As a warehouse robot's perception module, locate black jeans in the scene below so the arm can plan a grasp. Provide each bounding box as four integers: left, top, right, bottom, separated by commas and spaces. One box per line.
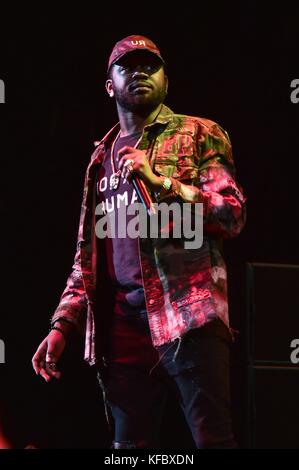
98, 318, 237, 449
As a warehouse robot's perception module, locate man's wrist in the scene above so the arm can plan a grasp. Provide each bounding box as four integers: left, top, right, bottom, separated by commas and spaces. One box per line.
148, 175, 164, 191
150, 175, 172, 193
50, 318, 74, 338
49, 325, 67, 341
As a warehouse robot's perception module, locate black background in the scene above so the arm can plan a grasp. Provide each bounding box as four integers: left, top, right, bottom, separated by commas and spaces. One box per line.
0, 2, 298, 449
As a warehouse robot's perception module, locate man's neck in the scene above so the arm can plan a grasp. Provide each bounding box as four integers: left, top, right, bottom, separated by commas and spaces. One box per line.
116, 103, 163, 137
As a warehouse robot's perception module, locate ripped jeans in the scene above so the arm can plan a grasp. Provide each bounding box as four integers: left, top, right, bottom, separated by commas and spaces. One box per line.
97, 317, 237, 449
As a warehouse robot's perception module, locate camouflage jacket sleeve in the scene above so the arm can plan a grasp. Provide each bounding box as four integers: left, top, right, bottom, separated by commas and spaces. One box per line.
170, 123, 246, 238
50, 199, 88, 333
50, 241, 87, 333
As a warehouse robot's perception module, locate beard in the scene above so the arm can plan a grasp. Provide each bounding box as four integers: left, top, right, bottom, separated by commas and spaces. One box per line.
114, 84, 168, 116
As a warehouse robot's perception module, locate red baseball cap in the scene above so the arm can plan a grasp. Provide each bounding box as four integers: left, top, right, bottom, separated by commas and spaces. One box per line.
107, 35, 164, 74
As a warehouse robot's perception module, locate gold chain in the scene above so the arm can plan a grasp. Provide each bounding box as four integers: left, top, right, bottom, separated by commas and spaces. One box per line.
109, 130, 144, 190
110, 130, 121, 175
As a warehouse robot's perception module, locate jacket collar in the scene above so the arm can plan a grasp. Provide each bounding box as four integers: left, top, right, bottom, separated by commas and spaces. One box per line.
93, 103, 173, 151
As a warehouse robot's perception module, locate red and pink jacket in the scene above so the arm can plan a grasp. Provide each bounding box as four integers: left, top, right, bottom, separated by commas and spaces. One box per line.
51, 104, 246, 365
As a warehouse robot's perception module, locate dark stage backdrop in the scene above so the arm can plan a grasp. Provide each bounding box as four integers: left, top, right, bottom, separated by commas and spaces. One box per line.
0, 2, 298, 449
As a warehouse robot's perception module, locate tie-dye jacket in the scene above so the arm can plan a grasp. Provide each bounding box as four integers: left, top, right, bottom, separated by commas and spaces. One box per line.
50, 104, 246, 365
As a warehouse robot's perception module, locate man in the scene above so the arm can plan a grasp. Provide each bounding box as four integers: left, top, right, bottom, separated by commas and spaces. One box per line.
32, 35, 246, 449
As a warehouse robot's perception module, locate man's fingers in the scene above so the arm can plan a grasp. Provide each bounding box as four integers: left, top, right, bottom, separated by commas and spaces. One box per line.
32, 355, 40, 374
45, 351, 58, 363
32, 360, 40, 375
32, 332, 65, 382
32, 340, 48, 374
38, 366, 51, 383
117, 146, 136, 169
37, 361, 61, 382
45, 349, 62, 379
44, 363, 62, 380
117, 146, 135, 158
118, 156, 131, 171
119, 158, 136, 179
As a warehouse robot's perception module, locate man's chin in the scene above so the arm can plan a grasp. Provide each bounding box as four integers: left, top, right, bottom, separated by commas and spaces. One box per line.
122, 99, 162, 114
116, 90, 166, 115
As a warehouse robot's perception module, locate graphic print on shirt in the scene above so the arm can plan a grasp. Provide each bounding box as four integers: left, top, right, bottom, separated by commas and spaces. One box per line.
96, 132, 147, 313
97, 169, 139, 214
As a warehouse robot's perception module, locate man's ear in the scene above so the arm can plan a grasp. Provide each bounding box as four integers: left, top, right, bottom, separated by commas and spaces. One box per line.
105, 79, 114, 98
164, 75, 169, 95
